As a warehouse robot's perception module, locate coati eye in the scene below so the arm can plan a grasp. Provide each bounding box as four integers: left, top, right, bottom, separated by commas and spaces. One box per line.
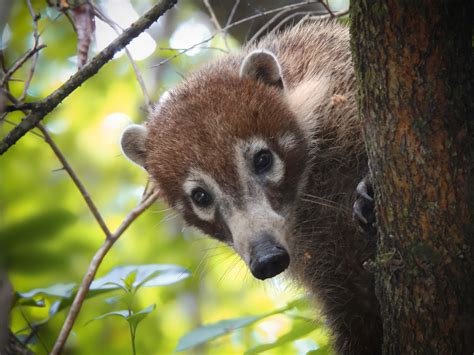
191, 187, 213, 207
253, 149, 273, 174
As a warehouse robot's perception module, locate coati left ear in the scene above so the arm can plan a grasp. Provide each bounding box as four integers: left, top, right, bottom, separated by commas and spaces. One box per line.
239, 50, 284, 89
120, 124, 148, 168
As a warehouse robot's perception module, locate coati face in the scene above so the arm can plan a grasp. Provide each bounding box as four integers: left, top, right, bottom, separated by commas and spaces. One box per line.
121, 50, 309, 280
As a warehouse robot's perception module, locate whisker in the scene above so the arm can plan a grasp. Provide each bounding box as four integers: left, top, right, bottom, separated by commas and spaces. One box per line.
300, 197, 351, 214
217, 255, 241, 285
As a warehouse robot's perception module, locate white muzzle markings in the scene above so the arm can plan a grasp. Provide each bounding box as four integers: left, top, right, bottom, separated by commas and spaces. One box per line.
182, 137, 290, 264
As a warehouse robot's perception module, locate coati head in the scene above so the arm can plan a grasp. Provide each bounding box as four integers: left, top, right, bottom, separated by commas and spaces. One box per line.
121, 50, 310, 280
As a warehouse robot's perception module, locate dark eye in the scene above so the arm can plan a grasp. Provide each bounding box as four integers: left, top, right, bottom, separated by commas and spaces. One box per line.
191, 187, 213, 207
253, 149, 273, 174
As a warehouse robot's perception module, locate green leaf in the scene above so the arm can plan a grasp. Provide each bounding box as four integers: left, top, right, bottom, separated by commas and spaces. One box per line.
175, 298, 309, 352
45, 6, 62, 20
176, 315, 262, 352
90, 264, 191, 290
244, 318, 318, 354
16, 264, 190, 307
306, 344, 333, 354
87, 304, 156, 328
16, 283, 76, 299
122, 270, 138, 292
0, 209, 76, 251
86, 310, 130, 325
127, 304, 156, 329
16, 297, 45, 308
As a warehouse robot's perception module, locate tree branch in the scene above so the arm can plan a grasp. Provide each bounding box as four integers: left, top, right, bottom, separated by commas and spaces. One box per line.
37, 124, 112, 238
51, 190, 160, 355
0, 0, 177, 155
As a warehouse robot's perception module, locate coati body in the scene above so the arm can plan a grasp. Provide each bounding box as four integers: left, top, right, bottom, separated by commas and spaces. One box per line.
121, 20, 382, 354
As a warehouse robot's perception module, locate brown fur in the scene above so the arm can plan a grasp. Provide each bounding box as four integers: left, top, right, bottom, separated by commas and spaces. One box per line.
141, 20, 381, 353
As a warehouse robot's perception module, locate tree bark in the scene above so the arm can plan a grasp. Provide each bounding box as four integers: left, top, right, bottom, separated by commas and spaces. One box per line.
350, 1, 474, 353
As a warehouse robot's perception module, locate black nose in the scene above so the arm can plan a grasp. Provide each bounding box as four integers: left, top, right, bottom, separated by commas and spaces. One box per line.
250, 243, 290, 280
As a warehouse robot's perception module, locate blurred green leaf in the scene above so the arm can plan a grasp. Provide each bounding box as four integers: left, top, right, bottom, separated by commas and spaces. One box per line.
306, 344, 333, 354
176, 298, 307, 352
244, 317, 318, 354
15, 264, 190, 315
0, 209, 76, 251
16, 297, 45, 307
45, 6, 62, 20
5, 248, 70, 274
176, 315, 262, 352
17, 283, 75, 299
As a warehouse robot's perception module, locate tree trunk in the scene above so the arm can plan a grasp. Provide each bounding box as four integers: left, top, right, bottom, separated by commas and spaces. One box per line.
350, 1, 474, 353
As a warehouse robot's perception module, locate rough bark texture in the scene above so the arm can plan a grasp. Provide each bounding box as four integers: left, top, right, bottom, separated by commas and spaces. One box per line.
350, 1, 474, 353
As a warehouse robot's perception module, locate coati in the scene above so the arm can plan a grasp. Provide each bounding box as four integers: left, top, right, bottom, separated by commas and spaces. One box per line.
121, 19, 382, 354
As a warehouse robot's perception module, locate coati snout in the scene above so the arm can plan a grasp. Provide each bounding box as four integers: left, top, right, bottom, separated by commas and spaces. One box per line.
249, 234, 290, 280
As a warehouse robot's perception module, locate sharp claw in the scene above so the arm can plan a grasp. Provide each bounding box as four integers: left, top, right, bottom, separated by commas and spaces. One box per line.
356, 180, 374, 202
360, 191, 374, 202
353, 201, 368, 224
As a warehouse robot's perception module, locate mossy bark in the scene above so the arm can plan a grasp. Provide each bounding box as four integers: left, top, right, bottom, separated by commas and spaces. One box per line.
350, 1, 474, 353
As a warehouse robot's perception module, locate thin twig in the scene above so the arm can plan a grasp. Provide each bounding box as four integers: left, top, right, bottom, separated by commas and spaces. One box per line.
18, 306, 49, 353
270, 11, 323, 34
51, 190, 159, 355
4, 102, 39, 112
2, 118, 44, 139
249, 8, 294, 43
225, 0, 241, 28
19, 0, 42, 101
0, 0, 178, 155
158, 46, 227, 53
0, 45, 46, 88
92, 4, 153, 110
154, 1, 320, 67
37, 124, 112, 238
203, 0, 229, 51
318, 0, 335, 17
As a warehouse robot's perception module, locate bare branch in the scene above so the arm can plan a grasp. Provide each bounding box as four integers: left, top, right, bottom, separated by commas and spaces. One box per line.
51, 190, 159, 355
37, 124, 112, 238
225, 0, 241, 28
2, 118, 44, 139
4, 102, 39, 112
0, 0, 178, 155
0, 44, 46, 88
203, 0, 230, 51
159, 46, 227, 53
154, 1, 349, 67
249, 8, 296, 43
19, 0, 42, 102
270, 11, 322, 34
319, 0, 336, 17
92, 4, 153, 110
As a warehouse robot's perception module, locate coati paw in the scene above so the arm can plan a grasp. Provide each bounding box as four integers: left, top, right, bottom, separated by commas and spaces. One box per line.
353, 175, 377, 237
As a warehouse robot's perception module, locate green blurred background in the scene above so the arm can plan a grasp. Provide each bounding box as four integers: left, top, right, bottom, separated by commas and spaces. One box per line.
0, 1, 348, 353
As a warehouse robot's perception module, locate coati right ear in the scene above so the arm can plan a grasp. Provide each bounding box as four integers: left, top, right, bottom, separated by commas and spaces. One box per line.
239, 50, 284, 89
120, 124, 148, 168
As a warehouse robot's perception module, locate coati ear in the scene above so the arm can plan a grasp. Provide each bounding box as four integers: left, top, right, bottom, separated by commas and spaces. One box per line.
120, 124, 148, 167
239, 50, 284, 89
